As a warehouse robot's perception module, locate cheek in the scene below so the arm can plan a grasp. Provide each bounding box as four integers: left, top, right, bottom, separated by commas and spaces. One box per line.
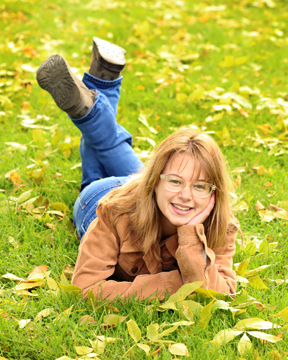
155, 184, 175, 207
154, 184, 164, 208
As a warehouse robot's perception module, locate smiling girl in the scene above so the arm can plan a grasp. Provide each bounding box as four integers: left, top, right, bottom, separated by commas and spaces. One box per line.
37, 37, 239, 301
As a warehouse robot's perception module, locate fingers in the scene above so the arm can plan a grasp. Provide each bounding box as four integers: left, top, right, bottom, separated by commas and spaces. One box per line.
185, 192, 216, 225
206, 192, 215, 213
209, 192, 215, 206
198, 193, 215, 221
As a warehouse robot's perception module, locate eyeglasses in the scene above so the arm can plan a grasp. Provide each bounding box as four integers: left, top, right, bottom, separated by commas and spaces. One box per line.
159, 174, 216, 198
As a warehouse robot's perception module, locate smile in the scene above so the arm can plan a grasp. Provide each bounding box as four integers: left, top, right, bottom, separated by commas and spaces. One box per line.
172, 204, 192, 211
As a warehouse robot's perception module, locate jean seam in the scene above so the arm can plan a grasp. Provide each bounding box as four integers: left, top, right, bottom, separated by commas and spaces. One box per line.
79, 181, 123, 209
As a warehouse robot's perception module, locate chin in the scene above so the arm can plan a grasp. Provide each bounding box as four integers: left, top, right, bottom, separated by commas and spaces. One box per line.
170, 218, 188, 227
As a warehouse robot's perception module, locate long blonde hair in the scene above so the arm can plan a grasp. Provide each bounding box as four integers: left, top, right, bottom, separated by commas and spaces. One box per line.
98, 128, 238, 261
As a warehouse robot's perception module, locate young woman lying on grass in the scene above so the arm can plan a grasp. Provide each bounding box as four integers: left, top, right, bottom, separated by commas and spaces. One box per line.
36, 38, 239, 301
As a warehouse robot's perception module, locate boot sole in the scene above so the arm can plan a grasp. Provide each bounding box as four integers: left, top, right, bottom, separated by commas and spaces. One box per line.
93, 37, 126, 69
36, 55, 81, 111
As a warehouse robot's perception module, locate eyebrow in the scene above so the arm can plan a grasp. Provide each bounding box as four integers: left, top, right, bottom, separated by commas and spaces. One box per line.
167, 173, 207, 182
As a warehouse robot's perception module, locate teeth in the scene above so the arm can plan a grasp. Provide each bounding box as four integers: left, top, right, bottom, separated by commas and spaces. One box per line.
173, 204, 191, 211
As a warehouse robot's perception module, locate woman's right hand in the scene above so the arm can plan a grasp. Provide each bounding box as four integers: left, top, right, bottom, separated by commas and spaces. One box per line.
186, 193, 215, 225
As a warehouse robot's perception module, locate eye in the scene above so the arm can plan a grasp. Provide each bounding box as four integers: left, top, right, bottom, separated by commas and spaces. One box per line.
167, 175, 183, 188
193, 183, 206, 190
170, 179, 181, 185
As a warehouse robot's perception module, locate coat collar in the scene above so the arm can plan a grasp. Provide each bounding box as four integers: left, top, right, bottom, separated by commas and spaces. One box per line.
161, 234, 178, 257
119, 224, 178, 275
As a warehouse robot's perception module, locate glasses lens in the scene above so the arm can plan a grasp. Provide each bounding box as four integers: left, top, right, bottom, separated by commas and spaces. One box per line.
164, 175, 185, 192
191, 183, 211, 198
162, 175, 214, 197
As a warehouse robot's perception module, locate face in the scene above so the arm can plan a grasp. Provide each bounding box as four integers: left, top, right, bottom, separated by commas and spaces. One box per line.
155, 153, 211, 238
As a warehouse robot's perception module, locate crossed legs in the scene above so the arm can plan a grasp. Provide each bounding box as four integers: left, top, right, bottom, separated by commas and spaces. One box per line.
36, 38, 144, 238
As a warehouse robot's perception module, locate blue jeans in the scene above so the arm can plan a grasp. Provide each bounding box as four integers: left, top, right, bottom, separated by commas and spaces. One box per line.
72, 72, 143, 239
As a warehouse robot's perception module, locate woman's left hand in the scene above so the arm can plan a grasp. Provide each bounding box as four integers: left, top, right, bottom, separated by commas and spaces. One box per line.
186, 193, 215, 225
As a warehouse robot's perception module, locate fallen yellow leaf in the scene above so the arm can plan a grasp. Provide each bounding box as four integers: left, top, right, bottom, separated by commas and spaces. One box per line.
255, 201, 265, 211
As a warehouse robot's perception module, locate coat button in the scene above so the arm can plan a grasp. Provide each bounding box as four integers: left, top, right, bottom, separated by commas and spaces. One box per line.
198, 228, 203, 236
131, 267, 138, 274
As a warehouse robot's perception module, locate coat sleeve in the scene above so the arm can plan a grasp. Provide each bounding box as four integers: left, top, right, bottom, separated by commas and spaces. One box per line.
71, 208, 183, 301
175, 224, 237, 294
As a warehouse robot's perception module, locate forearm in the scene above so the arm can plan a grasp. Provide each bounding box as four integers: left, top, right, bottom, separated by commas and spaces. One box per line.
76, 270, 183, 302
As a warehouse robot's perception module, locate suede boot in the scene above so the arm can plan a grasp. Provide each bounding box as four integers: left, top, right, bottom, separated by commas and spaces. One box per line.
37, 55, 96, 119
89, 37, 126, 80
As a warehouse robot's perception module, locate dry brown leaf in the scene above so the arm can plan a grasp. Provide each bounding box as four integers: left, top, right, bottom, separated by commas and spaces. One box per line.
0, 312, 10, 321
268, 204, 284, 212
104, 305, 120, 313
233, 175, 241, 187
63, 265, 74, 280
239, 109, 249, 118
10, 171, 22, 185
46, 223, 57, 231
27, 265, 48, 280
255, 303, 266, 311
79, 315, 96, 325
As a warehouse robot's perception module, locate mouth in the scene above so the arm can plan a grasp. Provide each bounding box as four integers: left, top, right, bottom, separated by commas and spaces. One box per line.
171, 203, 193, 214
173, 204, 191, 211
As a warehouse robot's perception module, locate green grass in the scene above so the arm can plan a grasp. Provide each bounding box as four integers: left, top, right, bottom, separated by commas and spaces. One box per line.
1, 0, 288, 359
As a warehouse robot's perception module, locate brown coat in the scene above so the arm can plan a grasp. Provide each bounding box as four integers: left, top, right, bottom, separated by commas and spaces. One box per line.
72, 207, 237, 301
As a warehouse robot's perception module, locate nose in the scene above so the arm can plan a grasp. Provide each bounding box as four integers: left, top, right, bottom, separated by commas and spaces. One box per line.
178, 184, 193, 200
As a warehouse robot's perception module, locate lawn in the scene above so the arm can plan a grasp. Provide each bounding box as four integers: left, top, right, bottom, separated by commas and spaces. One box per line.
1, 0, 288, 359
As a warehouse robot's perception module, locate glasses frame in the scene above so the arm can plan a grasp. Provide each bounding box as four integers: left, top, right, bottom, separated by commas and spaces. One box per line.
159, 174, 216, 199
